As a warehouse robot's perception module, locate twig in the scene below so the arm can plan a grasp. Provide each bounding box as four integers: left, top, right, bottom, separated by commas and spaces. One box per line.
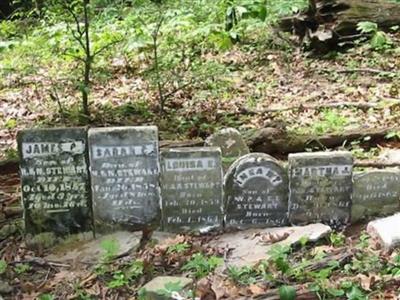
354, 161, 400, 168
9, 257, 70, 268
322, 68, 397, 75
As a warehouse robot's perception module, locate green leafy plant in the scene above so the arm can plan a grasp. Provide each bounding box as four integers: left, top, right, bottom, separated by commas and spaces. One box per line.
182, 253, 223, 279
100, 238, 120, 261
0, 259, 7, 274
312, 109, 349, 135
227, 265, 257, 285
38, 294, 55, 300
329, 232, 345, 247
267, 244, 291, 274
279, 285, 296, 300
14, 263, 31, 274
107, 271, 129, 289
357, 21, 392, 50
167, 243, 190, 254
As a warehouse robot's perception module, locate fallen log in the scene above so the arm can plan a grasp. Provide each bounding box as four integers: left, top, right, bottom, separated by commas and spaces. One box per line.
245, 126, 400, 155
280, 0, 400, 53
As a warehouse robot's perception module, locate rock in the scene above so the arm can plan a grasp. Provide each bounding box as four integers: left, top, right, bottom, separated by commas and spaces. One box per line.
0, 280, 12, 294
378, 149, 400, 164
209, 223, 331, 267
205, 128, 249, 171
352, 170, 400, 223
46, 231, 173, 264
367, 214, 400, 249
139, 276, 193, 300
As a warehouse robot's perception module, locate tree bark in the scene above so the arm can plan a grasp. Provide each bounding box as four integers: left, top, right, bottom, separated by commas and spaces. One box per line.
280, 0, 400, 53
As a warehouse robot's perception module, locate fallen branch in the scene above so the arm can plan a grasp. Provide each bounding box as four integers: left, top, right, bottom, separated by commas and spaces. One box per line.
354, 161, 400, 168
322, 68, 397, 76
240, 99, 400, 115
9, 257, 70, 268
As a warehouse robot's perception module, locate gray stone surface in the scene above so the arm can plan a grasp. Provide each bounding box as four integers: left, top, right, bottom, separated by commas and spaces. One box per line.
288, 151, 353, 228
46, 231, 173, 264
88, 126, 160, 231
367, 213, 400, 249
160, 147, 223, 232
140, 276, 193, 300
17, 128, 91, 236
209, 223, 331, 267
205, 128, 250, 171
352, 170, 400, 222
224, 153, 288, 229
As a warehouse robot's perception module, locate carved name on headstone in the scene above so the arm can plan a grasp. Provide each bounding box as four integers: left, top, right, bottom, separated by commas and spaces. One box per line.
205, 128, 250, 171
288, 151, 353, 228
224, 153, 288, 229
18, 128, 91, 235
88, 126, 160, 231
160, 147, 223, 232
352, 170, 400, 222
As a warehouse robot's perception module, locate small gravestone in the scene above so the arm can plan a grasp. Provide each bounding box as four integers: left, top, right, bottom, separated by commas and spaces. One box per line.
352, 170, 400, 222
288, 151, 353, 228
224, 153, 288, 229
17, 128, 91, 236
88, 126, 160, 231
160, 147, 223, 232
205, 128, 250, 171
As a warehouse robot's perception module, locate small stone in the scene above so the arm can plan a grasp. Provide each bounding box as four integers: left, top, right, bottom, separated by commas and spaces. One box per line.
0, 280, 12, 294
139, 276, 193, 300
205, 128, 249, 171
210, 223, 331, 267
367, 214, 400, 249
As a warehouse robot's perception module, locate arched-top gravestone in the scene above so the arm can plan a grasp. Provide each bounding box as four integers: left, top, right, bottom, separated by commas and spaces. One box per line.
352, 170, 400, 223
224, 153, 288, 229
205, 128, 250, 171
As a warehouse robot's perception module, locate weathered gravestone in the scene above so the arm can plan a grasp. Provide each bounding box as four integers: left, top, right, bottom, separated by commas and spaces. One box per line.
224, 153, 288, 229
18, 128, 91, 235
288, 151, 353, 228
352, 170, 400, 222
205, 128, 250, 171
160, 147, 223, 232
88, 126, 160, 231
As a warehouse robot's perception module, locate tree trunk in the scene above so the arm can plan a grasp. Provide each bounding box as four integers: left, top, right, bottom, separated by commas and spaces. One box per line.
280, 0, 400, 53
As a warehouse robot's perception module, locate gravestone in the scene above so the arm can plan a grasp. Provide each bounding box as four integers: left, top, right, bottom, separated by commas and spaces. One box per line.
160, 147, 223, 232
17, 128, 91, 236
224, 153, 288, 229
288, 151, 353, 228
352, 170, 400, 222
88, 126, 160, 231
205, 128, 250, 171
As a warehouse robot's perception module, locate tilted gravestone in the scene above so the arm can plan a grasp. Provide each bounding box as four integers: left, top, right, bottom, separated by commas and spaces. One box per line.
88, 126, 160, 231
352, 170, 400, 222
205, 128, 250, 171
18, 128, 91, 235
224, 153, 288, 229
288, 151, 353, 228
160, 147, 223, 232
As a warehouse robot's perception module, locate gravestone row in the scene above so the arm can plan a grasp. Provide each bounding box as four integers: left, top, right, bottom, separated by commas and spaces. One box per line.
18, 127, 400, 237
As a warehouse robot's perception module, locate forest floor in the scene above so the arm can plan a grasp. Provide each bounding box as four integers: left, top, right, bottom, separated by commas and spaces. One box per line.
1, 32, 400, 162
